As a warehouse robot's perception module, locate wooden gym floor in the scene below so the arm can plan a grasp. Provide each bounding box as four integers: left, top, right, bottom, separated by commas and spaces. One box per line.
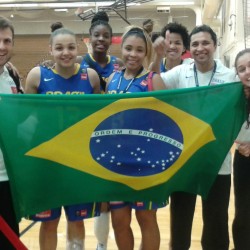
19, 184, 235, 250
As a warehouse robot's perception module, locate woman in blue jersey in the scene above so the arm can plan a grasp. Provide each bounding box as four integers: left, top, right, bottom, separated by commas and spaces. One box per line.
106, 26, 165, 250
79, 11, 124, 91
79, 11, 124, 250
25, 27, 100, 250
150, 22, 191, 73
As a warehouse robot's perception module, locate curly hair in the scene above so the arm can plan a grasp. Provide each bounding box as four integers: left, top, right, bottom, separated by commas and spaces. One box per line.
89, 11, 112, 37
160, 22, 189, 50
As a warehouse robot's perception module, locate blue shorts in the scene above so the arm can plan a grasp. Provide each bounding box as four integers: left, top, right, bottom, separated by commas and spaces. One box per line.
30, 202, 101, 222
109, 201, 167, 210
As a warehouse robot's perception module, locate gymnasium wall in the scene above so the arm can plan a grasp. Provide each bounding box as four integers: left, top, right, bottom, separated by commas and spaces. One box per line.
7, 8, 196, 85
11, 34, 123, 85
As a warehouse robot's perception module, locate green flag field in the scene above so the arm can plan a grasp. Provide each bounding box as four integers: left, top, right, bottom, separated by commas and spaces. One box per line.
0, 82, 245, 221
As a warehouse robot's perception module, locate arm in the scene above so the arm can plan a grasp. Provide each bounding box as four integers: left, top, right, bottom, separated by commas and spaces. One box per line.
24, 67, 41, 94
159, 64, 184, 89
151, 73, 167, 91
87, 68, 101, 94
105, 72, 115, 93
235, 140, 250, 157
150, 31, 170, 74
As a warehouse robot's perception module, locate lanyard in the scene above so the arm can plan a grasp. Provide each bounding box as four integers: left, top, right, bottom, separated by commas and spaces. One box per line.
193, 61, 217, 87
116, 67, 144, 93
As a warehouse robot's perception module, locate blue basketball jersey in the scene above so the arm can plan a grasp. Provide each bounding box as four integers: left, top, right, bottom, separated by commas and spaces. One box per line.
81, 53, 120, 83
38, 64, 93, 94
160, 58, 167, 73
107, 70, 154, 94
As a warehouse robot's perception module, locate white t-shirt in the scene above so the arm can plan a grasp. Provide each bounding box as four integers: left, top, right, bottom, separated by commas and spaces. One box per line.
160, 59, 237, 88
160, 59, 238, 175
0, 66, 17, 182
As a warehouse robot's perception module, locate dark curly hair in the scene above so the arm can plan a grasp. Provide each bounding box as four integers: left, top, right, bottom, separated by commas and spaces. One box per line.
160, 22, 189, 51
89, 11, 112, 37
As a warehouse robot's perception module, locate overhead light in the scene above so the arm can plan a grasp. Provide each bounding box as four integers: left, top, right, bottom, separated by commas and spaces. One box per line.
157, 6, 170, 13
1, 3, 39, 8
0, 2, 115, 9
157, 1, 194, 5
0, 3, 87, 8
127, 3, 141, 6
0, 0, 17, 2
54, 9, 68, 12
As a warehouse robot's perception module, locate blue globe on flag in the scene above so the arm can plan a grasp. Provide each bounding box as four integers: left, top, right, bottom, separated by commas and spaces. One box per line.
90, 109, 183, 176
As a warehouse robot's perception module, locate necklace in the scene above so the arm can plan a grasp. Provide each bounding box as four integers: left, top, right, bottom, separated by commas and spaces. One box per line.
193, 61, 217, 87
116, 66, 144, 93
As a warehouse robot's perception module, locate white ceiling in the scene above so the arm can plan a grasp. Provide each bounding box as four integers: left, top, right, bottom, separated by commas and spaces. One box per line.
0, 0, 201, 23
0, 0, 220, 35
0, 0, 202, 12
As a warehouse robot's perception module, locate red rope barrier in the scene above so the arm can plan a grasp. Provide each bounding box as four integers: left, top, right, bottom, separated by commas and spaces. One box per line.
0, 216, 28, 250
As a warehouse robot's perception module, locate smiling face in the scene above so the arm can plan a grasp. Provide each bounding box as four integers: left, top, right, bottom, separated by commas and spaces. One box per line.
190, 31, 216, 67
90, 24, 112, 54
50, 33, 77, 68
0, 27, 13, 69
121, 35, 147, 73
236, 52, 250, 87
166, 32, 185, 61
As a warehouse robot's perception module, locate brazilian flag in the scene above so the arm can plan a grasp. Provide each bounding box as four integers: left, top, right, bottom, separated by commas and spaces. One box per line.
0, 82, 245, 221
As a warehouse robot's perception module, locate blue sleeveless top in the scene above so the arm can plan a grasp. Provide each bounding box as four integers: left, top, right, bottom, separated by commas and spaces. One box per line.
38, 64, 93, 94
107, 70, 154, 94
160, 58, 167, 73
81, 53, 120, 83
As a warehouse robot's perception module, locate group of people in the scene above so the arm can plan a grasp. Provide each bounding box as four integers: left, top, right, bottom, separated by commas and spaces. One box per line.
0, 9, 250, 250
